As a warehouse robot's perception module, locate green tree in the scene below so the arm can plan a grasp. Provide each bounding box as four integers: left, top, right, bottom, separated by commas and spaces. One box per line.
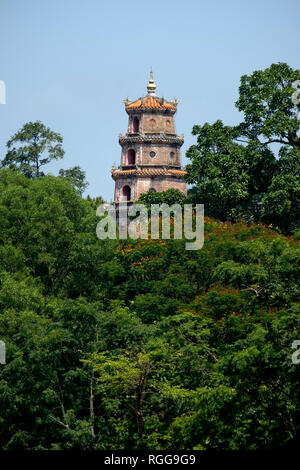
59, 166, 89, 196
236, 63, 300, 147
0, 169, 104, 297
0, 167, 299, 450
186, 121, 276, 221
186, 63, 300, 232
137, 188, 186, 209
1, 121, 64, 178
85, 194, 105, 210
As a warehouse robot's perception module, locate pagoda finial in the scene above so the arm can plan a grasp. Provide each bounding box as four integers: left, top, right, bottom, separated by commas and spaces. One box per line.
147, 69, 156, 96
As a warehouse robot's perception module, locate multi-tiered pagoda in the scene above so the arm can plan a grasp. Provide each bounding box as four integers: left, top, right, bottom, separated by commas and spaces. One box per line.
111, 73, 187, 204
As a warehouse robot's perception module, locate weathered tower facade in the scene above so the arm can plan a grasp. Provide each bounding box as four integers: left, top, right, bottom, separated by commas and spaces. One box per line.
111, 73, 187, 203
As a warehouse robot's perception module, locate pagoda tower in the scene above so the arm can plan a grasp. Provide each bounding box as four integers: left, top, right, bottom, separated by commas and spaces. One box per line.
111, 73, 187, 204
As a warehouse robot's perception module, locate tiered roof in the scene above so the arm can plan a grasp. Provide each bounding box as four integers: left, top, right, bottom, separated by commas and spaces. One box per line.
124, 72, 178, 113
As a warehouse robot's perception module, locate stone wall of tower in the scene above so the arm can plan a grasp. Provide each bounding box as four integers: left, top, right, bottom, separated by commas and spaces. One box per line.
140, 143, 181, 167
135, 177, 187, 199
140, 113, 176, 135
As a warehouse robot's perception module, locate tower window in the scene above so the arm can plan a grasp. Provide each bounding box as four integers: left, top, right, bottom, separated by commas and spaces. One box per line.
150, 151, 156, 158
149, 119, 156, 128
170, 151, 175, 158
122, 185, 131, 201
127, 149, 136, 165
132, 117, 139, 133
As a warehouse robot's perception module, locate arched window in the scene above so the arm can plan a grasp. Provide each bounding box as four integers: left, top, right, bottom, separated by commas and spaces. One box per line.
149, 188, 156, 192
132, 117, 139, 133
127, 149, 136, 165
122, 185, 131, 201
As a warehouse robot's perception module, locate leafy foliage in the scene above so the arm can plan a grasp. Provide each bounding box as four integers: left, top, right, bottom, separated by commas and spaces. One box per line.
137, 189, 187, 209
186, 63, 300, 233
1, 121, 64, 178
59, 166, 89, 196
0, 169, 299, 450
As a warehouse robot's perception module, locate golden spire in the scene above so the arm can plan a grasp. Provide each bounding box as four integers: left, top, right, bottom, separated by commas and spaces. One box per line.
147, 70, 156, 96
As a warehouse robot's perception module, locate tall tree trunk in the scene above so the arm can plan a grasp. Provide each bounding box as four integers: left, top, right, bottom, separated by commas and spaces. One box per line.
90, 369, 95, 438
135, 390, 144, 439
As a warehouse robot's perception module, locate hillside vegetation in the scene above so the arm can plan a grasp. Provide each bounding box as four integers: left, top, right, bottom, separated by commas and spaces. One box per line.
0, 170, 299, 450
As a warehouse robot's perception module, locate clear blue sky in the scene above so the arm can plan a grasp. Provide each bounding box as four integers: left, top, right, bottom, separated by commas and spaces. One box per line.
0, 0, 299, 201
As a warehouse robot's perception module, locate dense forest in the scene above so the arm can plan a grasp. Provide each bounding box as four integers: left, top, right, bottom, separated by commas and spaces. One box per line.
0, 63, 299, 450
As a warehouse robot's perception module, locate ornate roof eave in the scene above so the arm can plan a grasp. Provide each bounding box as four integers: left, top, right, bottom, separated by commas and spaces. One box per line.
118, 133, 184, 146
125, 106, 177, 115
111, 167, 187, 180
